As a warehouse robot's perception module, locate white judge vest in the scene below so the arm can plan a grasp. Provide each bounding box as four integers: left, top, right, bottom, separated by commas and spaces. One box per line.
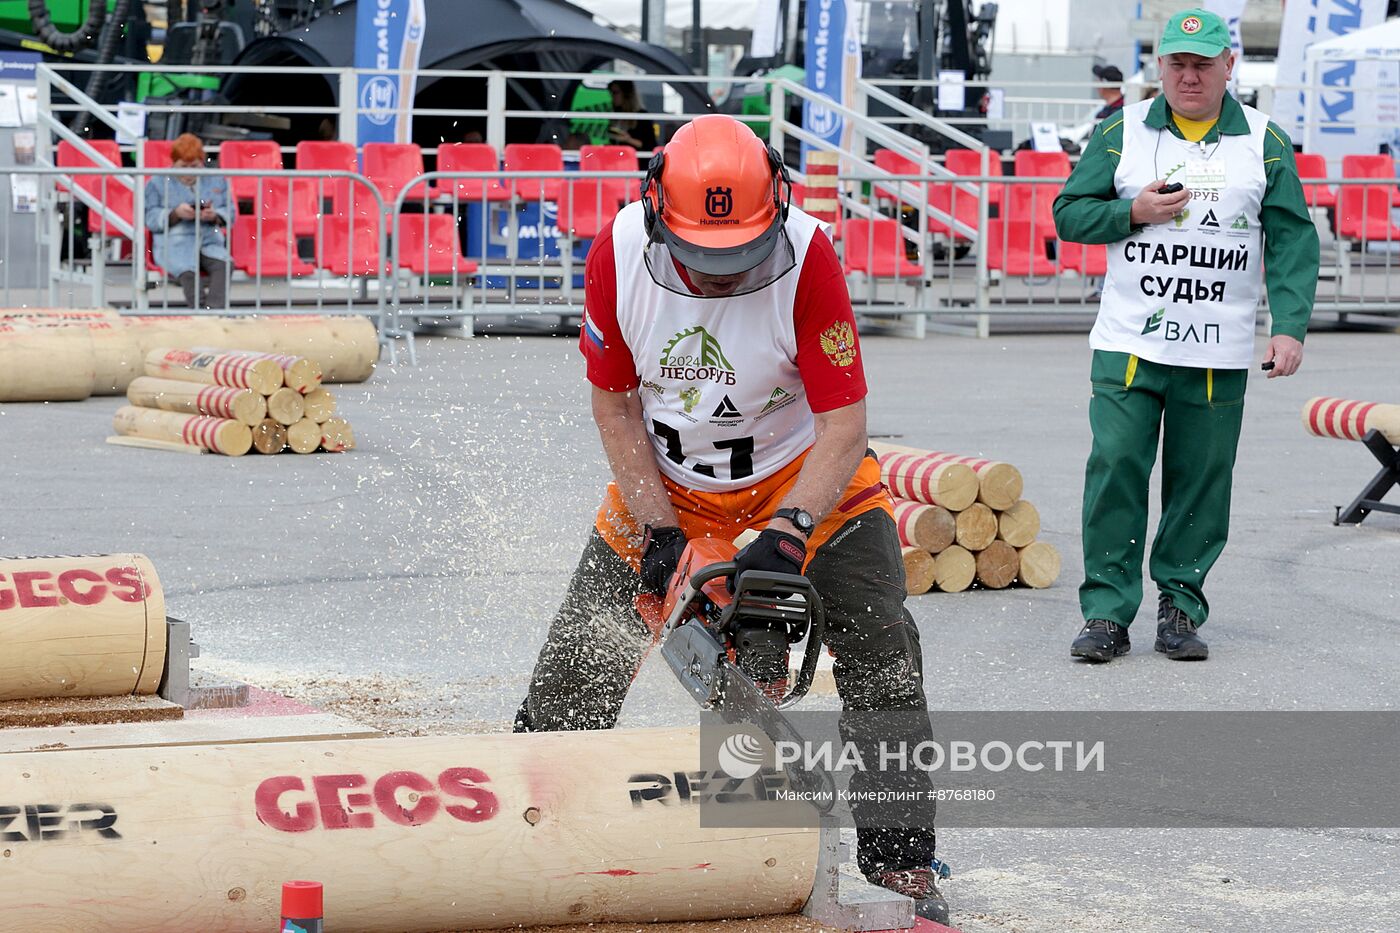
608, 201, 828, 492
1092, 98, 1268, 369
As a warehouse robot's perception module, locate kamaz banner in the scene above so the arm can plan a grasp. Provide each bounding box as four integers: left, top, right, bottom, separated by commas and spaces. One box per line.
354, 0, 427, 145
1273, 0, 1386, 138
802, 0, 862, 156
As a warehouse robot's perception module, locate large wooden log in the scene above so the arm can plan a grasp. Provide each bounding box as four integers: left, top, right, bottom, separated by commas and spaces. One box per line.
287, 417, 323, 454
0, 729, 819, 933
933, 544, 976, 593
266, 387, 307, 426
113, 405, 253, 457
0, 308, 118, 320
0, 554, 165, 701
251, 418, 288, 455
891, 499, 955, 554
974, 540, 1020, 590
996, 500, 1042, 548
1016, 542, 1062, 589
901, 546, 937, 595
218, 315, 378, 383
123, 316, 229, 356
127, 377, 267, 427
1, 318, 141, 394
1302, 396, 1400, 445
303, 387, 337, 423
320, 416, 355, 452
953, 502, 998, 552
875, 449, 978, 512
0, 326, 95, 401
145, 347, 284, 395
198, 349, 323, 395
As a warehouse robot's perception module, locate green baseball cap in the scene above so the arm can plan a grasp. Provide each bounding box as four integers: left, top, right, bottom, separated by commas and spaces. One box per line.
1158, 8, 1231, 57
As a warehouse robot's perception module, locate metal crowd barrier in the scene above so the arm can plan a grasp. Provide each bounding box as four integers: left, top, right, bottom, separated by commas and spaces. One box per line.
12, 160, 1398, 345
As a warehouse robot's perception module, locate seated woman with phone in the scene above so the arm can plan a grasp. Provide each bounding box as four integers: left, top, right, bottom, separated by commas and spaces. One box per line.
143, 132, 233, 309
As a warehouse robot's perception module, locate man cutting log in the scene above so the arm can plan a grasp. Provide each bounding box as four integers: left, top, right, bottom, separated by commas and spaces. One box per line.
512, 115, 946, 921
1054, 8, 1319, 662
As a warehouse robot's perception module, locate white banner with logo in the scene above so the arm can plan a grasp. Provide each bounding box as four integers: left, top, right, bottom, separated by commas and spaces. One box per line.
353, 0, 427, 145
1274, 0, 1386, 138
1203, 0, 1246, 92
802, 0, 862, 158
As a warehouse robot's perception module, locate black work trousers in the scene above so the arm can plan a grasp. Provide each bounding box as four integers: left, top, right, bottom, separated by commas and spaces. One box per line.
514, 507, 937, 876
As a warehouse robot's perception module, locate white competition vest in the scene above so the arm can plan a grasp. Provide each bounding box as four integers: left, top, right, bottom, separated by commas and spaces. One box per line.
608, 201, 826, 492
1092, 99, 1268, 369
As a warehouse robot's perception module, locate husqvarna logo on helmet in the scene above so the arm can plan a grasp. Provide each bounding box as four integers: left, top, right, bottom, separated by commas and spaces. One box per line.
705, 186, 733, 218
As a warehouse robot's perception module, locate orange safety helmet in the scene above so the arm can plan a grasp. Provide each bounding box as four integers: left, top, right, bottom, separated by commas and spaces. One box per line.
642, 114, 791, 276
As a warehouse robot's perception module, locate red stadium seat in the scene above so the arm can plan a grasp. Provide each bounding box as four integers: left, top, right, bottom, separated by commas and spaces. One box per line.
219, 140, 285, 203
503, 143, 564, 202
873, 148, 924, 205
1010, 150, 1070, 241
945, 148, 1004, 206
1337, 154, 1400, 242
143, 139, 174, 168
1058, 240, 1108, 276
843, 217, 923, 278
1294, 153, 1336, 209
431, 142, 510, 202
986, 219, 1057, 276
230, 215, 315, 276
316, 211, 388, 276
395, 213, 478, 275
579, 144, 641, 202
558, 178, 625, 239
295, 140, 362, 220
57, 139, 132, 237
362, 142, 430, 206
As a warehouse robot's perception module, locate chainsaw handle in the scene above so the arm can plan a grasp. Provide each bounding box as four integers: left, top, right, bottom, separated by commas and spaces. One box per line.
778, 588, 825, 709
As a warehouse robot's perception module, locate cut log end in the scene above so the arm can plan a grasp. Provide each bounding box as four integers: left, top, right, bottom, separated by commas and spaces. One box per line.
302, 387, 337, 423
1017, 541, 1062, 589
266, 387, 306, 426
954, 502, 998, 552
251, 418, 288, 455
901, 546, 937, 595
933, 544, 976, 593
320, 417, 355, 452
975, 540, 1020, 589
997, 499, 1042, 548
286, 418, 322, 454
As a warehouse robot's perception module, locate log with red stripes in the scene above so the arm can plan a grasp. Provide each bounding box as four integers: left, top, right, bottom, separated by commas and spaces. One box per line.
126, 377, 267, 427
871, 441, 1022, 510
891, 498, 956, 553
144, 347, 283, 395
112, 405, 252, 456
1302, 396, 1400, 446
197, 348, 323, 394
877, 451, 979, 511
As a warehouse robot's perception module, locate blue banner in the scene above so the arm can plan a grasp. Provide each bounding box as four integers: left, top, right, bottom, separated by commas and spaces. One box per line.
354, 0, 427, 146
802, 0, 861, 158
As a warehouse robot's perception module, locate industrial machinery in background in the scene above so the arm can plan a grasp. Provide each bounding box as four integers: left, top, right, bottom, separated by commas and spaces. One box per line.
722, 0, 1002, 154
3, 0, 332, 138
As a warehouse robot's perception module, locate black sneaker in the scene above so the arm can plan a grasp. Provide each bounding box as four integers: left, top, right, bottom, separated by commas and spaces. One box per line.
866, 867, 950, 924
1071, 619, 1130, 662
1156, 596, 1208, 660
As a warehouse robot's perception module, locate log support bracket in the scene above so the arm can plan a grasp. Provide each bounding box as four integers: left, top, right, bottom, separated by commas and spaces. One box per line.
801, 820, 914, 930
1334, 429, 1400, 525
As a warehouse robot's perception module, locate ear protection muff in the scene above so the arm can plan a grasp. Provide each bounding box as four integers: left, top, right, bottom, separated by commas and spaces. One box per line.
641, 143, 791, 245
642, 149, 666, 243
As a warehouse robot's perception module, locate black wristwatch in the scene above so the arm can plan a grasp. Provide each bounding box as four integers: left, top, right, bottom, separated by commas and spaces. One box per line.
773, 507, 815, 537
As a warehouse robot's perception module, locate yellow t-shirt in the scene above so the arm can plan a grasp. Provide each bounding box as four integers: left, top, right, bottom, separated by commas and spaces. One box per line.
1172, 112, 1218, 142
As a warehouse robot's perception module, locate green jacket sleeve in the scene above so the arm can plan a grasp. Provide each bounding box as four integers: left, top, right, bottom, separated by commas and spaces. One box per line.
1052, 116, 1136, 244
1259, 122, 1319, 342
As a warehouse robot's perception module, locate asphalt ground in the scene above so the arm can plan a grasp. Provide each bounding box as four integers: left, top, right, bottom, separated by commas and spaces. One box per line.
3, 327, 1398, 932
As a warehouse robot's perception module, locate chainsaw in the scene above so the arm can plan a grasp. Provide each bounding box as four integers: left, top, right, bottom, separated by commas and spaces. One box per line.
651, 536, 834, 808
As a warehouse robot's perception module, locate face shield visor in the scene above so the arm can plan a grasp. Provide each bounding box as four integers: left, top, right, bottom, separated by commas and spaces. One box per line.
642, 214, 798, 299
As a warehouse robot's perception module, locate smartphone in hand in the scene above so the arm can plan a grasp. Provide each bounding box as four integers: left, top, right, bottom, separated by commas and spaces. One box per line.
1158, 182, 1184, 195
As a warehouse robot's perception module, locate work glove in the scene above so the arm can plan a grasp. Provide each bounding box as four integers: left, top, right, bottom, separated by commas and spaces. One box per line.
729, 528, 806, 592
639, 524, 687, 596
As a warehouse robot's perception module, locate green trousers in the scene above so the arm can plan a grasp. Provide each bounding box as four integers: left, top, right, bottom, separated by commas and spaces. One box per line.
1080, 350, 1247, 628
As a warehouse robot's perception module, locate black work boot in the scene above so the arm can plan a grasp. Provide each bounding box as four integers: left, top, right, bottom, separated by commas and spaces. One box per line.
1070, 619, 1130, 662
1156, 596, 1209, 660
866, 867, 950, 924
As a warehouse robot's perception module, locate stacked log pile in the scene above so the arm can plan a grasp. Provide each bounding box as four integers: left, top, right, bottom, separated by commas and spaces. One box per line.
874, 442, 1062, 594
111, 348, 355, 456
